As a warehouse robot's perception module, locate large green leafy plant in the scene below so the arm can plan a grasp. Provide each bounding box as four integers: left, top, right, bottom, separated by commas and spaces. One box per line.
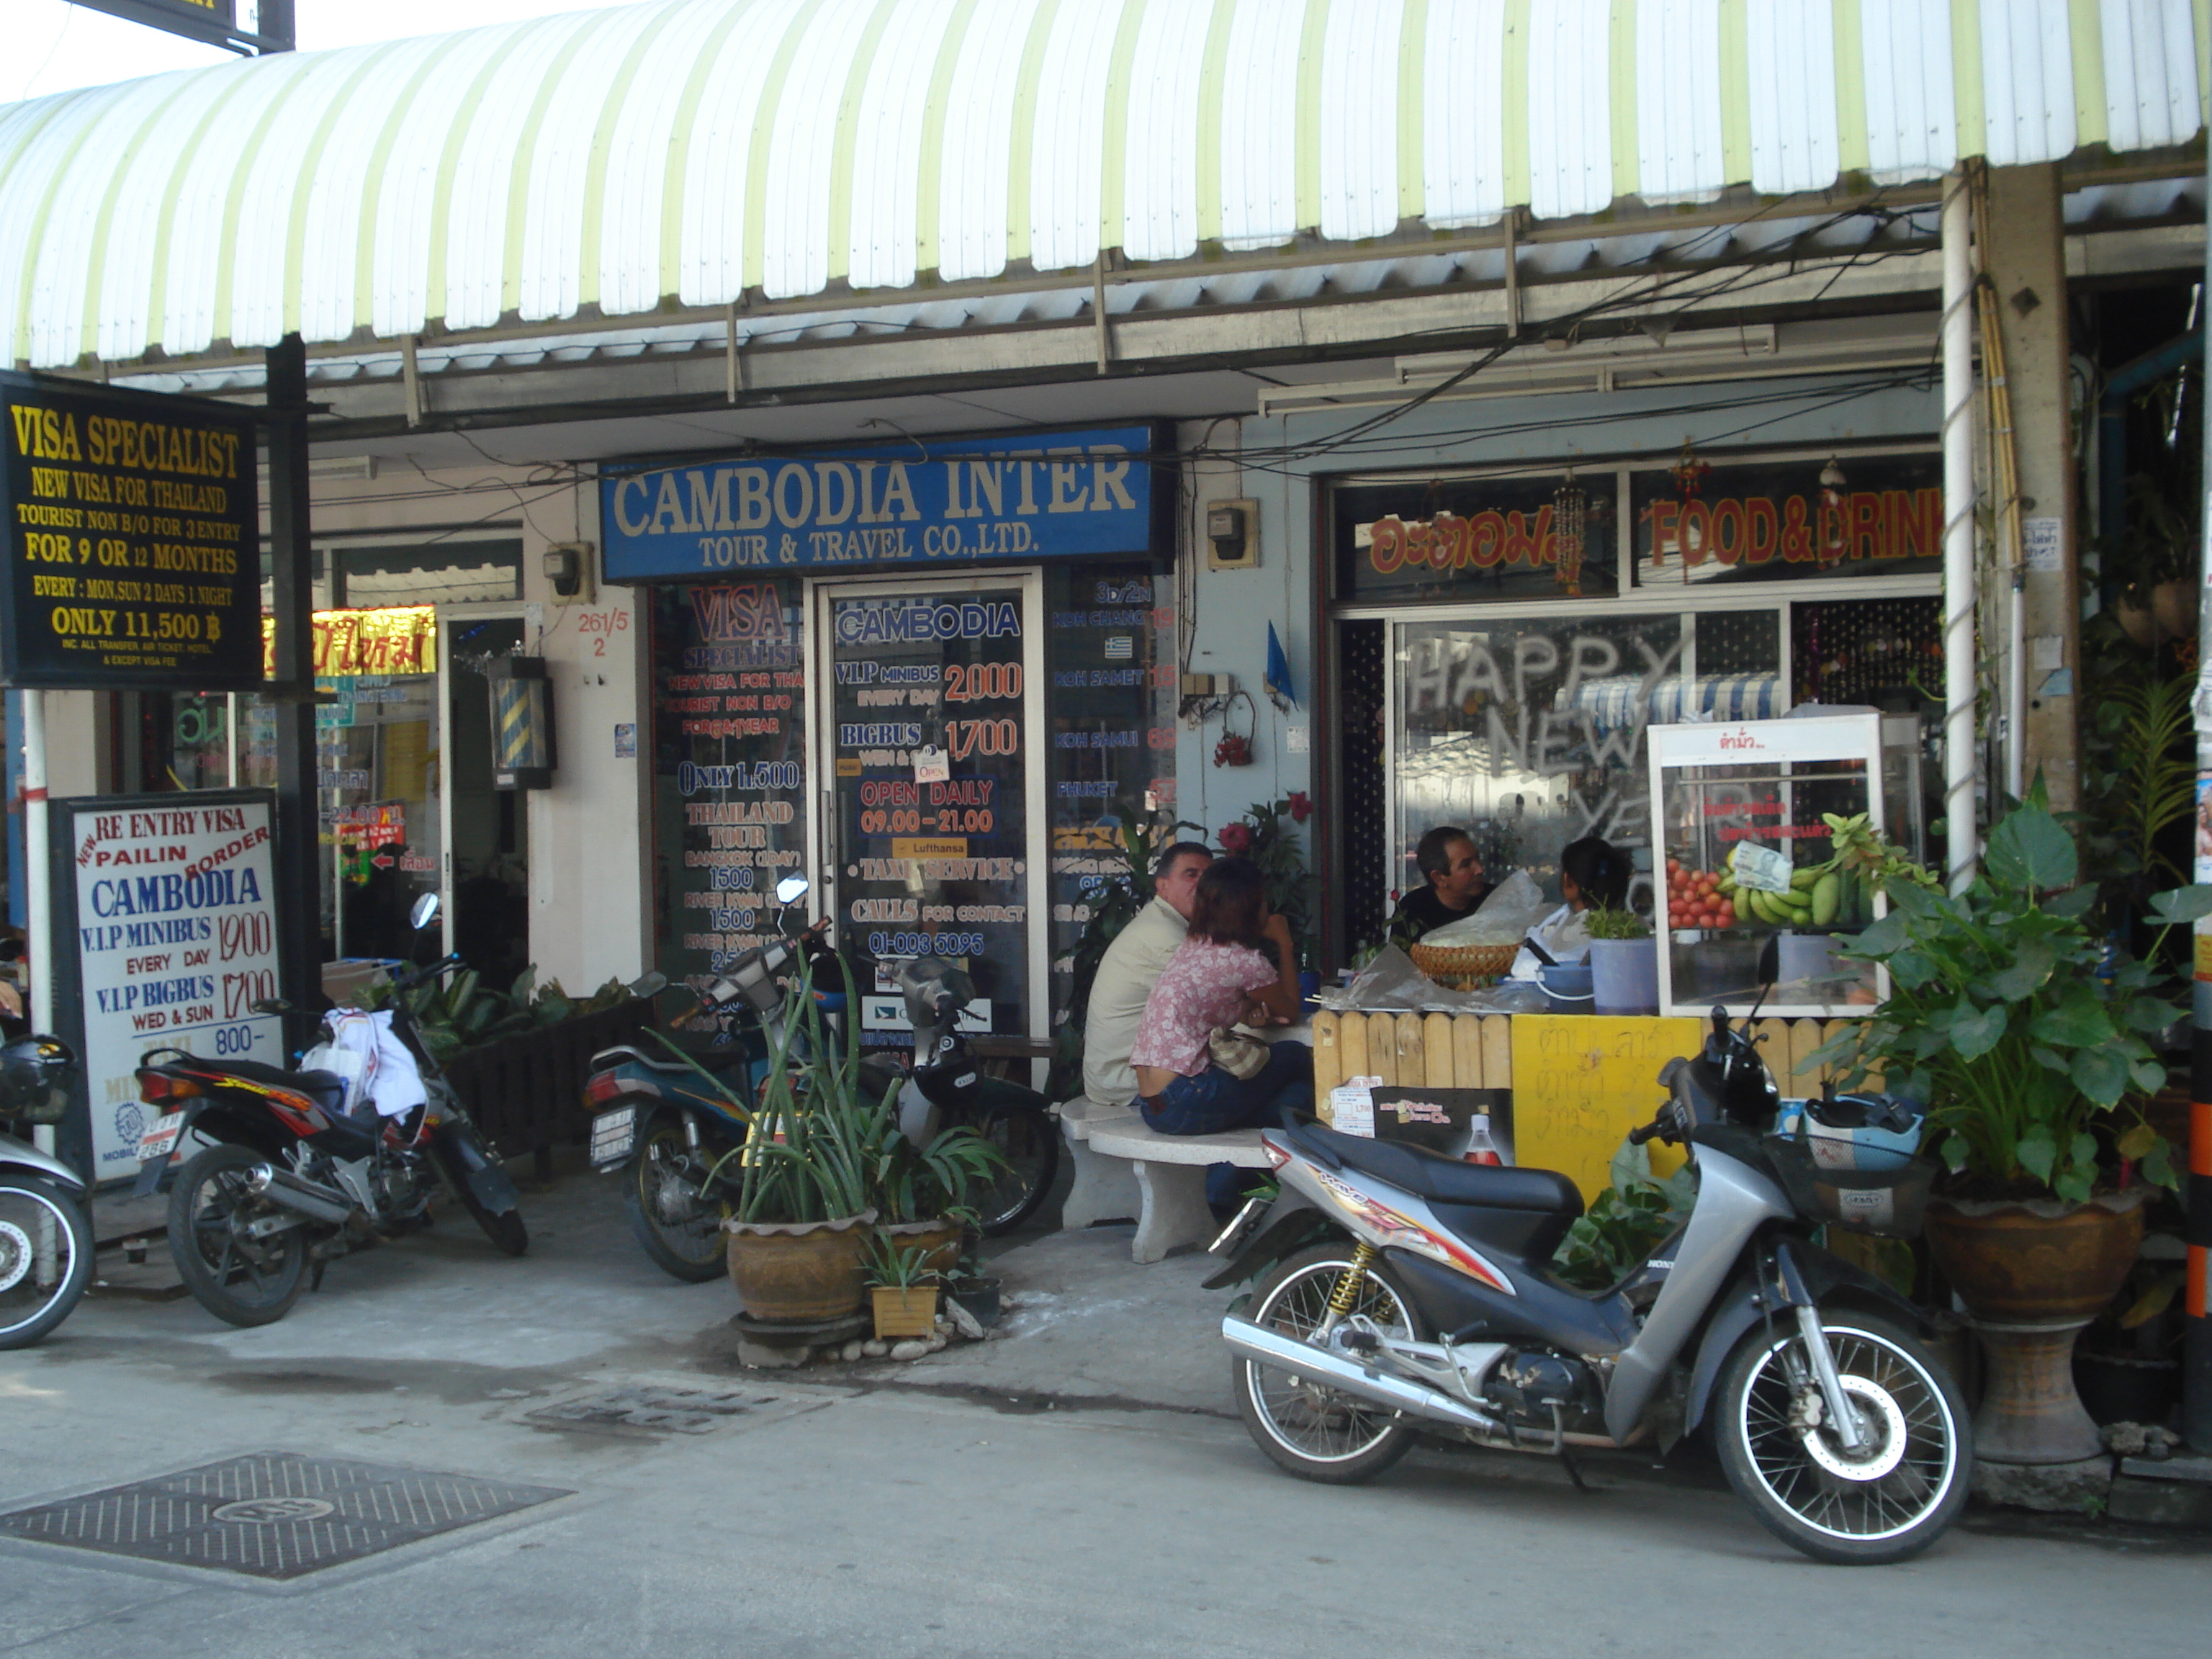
1808, 793, 2200, 1204
1219, 794, 1316, 969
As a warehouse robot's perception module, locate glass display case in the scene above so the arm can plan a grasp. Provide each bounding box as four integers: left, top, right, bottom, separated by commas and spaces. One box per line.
1645, 712, 1891, 1019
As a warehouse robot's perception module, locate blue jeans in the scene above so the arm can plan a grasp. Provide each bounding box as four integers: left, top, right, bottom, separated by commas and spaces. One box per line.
1141, 1043, 1313, 1208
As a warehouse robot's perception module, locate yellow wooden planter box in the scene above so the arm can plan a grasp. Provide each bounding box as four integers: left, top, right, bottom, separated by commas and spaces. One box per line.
871, 1286, 939, 1340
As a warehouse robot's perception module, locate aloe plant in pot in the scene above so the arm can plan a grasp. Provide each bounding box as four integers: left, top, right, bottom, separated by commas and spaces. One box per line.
1807, 791, 2198, 1464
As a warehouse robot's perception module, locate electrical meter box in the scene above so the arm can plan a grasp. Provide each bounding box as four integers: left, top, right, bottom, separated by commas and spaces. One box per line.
1646, 712, 1892, 1020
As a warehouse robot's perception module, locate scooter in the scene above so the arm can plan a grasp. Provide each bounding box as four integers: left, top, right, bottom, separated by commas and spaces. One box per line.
1210, 989, 1971, 1565
0, 1032, 91, 1349
130, 894, 528, 1328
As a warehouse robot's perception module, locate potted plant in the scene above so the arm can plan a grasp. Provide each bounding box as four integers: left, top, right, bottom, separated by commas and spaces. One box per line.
1584, 904, 1657, 1015
863, 1239, 942, 1341
708, 958, 899, 1325
1219, 793, 1317, 980
1807, 791, 2195, 1464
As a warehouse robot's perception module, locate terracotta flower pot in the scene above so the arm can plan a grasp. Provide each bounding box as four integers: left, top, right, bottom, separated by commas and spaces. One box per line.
1924, 1190, 2149, 1465
1923, 1190, 2147, 1324
2152, 577, 2197, 640
722, 1211, 875, 1323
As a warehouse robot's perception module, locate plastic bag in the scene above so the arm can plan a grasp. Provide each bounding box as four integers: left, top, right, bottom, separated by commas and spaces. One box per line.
1420, 869, 1550, 947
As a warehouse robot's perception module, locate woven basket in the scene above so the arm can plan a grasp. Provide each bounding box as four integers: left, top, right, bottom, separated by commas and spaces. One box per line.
1409, 940, 1519, 989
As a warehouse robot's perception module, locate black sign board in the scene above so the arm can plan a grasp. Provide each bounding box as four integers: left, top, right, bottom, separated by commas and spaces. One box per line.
0, 374, 263, 692
75, 1, 243, 50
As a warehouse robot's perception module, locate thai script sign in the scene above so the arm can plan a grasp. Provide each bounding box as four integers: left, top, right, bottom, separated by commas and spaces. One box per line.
259, 606, 438, 678
0, 375, 261, 691
602, 426, 1164, 580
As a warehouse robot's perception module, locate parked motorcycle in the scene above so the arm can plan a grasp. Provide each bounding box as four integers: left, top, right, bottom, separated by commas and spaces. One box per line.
130, 895, 528, 1328
1210, 993, 1971, 1565
0, 1033, 91, 1349
589, 876, 1058, 1280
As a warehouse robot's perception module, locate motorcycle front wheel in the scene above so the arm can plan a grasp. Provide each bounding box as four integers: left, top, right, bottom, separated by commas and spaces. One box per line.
0, 1177, 94, 1349
1715, 1310, 1972, 1565
433, 1116, 529, 1257
168, 1144, 309, 1328
1233, 1243, 1426, 1485
624, 1112, 728, 1282
942, 1095, 1059, 1236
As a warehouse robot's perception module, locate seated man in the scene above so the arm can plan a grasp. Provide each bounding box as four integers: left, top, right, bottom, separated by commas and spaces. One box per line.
1082, 841, 1212, 1110
1386, 826, 1495, 950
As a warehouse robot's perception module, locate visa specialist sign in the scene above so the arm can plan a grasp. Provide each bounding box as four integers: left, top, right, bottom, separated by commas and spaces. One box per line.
601, 426, 1169, 580
0, 375, 261, 691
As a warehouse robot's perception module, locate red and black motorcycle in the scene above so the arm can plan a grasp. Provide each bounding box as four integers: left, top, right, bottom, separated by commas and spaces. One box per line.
131, 896, 526, 1328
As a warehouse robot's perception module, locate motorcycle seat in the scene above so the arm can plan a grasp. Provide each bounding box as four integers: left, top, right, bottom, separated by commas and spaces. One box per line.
213, 1058, 351, 1113
1292, 1122, 1584, 1215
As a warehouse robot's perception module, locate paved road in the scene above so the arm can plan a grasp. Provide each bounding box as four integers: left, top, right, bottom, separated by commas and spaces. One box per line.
1, 1169, 2203, 1658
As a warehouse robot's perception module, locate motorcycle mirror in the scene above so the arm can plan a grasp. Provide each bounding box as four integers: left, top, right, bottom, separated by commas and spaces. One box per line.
627, 971, 669, 999
775, 874, 809, 905
1755, 933, 1780, 987
409, 892, 441, 931
250, 997, 292, 1016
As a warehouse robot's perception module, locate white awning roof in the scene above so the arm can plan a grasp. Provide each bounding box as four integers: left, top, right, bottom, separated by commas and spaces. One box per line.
3, 0, 2205, 372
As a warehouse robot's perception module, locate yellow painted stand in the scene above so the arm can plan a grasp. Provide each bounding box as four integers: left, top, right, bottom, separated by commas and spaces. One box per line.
1508, 1015, 1700, 1200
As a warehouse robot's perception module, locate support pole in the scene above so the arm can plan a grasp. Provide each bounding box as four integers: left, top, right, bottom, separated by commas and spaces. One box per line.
2187, 200, 2212, 1452
265, 336, 321, 1041
21, 690, 50, 1159
1940, 168, 1979, 891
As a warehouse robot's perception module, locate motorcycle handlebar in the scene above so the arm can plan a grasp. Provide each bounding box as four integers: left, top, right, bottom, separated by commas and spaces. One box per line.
1627, 1120, 1663, 1146
391, 954, 464, 992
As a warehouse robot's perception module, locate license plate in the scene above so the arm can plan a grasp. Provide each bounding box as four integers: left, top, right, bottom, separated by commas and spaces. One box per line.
137, 1111, 184, 1162
589, 1106, 637, 1168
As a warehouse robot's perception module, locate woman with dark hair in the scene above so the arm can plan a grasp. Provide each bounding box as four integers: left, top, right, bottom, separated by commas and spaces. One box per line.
1129, 857, 1313, 1141
1509, 835, 1632, 979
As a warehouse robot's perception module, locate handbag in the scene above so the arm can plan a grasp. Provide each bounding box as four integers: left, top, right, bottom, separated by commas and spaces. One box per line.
1206, 1026, 1271, 1081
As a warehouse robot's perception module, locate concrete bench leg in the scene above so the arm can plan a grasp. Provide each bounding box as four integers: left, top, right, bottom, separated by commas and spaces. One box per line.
1129, 1160, 1216, 1264
1059, 1128, 1141, 1230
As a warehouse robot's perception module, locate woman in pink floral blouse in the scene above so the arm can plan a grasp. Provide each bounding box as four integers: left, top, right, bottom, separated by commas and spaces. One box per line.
1129, 858, 1312, 1140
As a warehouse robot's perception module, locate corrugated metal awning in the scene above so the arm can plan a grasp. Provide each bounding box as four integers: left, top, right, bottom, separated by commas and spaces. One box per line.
3, 0, 2205, 372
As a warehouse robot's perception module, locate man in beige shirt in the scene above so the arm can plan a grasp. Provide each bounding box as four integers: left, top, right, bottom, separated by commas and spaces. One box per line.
1081, 842, 1212, 1108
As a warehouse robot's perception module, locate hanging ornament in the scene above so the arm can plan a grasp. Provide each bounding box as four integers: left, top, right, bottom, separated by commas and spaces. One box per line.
1671, 439, 1710, 500
1552, 469, 1587, 595
1817, 455, 1848, 567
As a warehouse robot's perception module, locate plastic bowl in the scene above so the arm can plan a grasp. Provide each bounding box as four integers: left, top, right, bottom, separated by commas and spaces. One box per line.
1537, 963, 1593, 1002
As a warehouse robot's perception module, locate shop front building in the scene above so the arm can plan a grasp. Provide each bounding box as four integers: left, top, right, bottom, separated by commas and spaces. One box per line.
606, 426, 1179, 1056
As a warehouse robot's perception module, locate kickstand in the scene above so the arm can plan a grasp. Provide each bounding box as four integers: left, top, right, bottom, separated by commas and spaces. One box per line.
309, 1261, 328, 1293
1552, 1405, 1590, 1493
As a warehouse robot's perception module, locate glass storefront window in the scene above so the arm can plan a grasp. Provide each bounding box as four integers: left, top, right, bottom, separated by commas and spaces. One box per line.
1392, 609, 1783, 903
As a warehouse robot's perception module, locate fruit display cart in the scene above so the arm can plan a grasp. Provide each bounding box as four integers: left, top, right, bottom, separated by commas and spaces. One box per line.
1646, 712, 1890, 1020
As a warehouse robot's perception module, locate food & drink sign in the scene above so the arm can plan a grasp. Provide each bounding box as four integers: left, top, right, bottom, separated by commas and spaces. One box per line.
0, 374, 261, 691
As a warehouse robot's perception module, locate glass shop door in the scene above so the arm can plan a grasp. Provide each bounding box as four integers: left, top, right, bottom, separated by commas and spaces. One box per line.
809, 573, 1046, 1050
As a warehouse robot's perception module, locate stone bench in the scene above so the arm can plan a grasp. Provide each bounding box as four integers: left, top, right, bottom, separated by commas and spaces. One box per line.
1056, 1097, 1143, 1233
1082, 1118, 1273, 1264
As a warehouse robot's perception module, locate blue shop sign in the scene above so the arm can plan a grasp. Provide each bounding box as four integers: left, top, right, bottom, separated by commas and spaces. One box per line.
601, 426, 1166, 580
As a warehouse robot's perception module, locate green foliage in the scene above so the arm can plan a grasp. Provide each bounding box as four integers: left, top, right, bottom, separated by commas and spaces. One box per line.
1805, 793, 2197, 1205
1552, 1141, 1696, 1292
1223, 797, 1316, 971
1583, 904, 1650, 941
861, 1239, 939, 1290
691, 951, 1010, 1226
356, 962, 644, 1061
2077, 672, 2195, 897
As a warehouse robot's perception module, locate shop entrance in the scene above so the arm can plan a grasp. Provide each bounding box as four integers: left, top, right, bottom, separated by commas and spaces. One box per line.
808, 573, 1046, 1050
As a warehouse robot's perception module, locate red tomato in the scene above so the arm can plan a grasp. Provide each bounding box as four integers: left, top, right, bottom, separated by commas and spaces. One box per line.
1665, 858, 1681, 876
1716, 902, 1735, 926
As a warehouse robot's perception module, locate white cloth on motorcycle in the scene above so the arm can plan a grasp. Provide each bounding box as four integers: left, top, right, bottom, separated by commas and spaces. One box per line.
1295, 1123, 1583, 1215
305, 1010, 427, 1120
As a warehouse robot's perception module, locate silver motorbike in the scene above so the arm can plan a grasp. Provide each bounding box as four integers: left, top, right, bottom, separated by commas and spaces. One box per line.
1210, 1001, 1971, 1565
1, 1035, 91, 1349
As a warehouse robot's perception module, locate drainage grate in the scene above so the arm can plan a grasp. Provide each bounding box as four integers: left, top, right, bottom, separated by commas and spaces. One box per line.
526, 1385, 801, 1435
0, 1452, 570, 1581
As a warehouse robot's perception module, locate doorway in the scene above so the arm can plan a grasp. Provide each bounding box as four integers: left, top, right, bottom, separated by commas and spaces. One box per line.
808, 573, 1046, 1048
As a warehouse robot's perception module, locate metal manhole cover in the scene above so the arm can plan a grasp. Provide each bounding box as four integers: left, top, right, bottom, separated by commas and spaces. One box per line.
526, 1385, 805, 1435
0, 1452, 570, 1581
